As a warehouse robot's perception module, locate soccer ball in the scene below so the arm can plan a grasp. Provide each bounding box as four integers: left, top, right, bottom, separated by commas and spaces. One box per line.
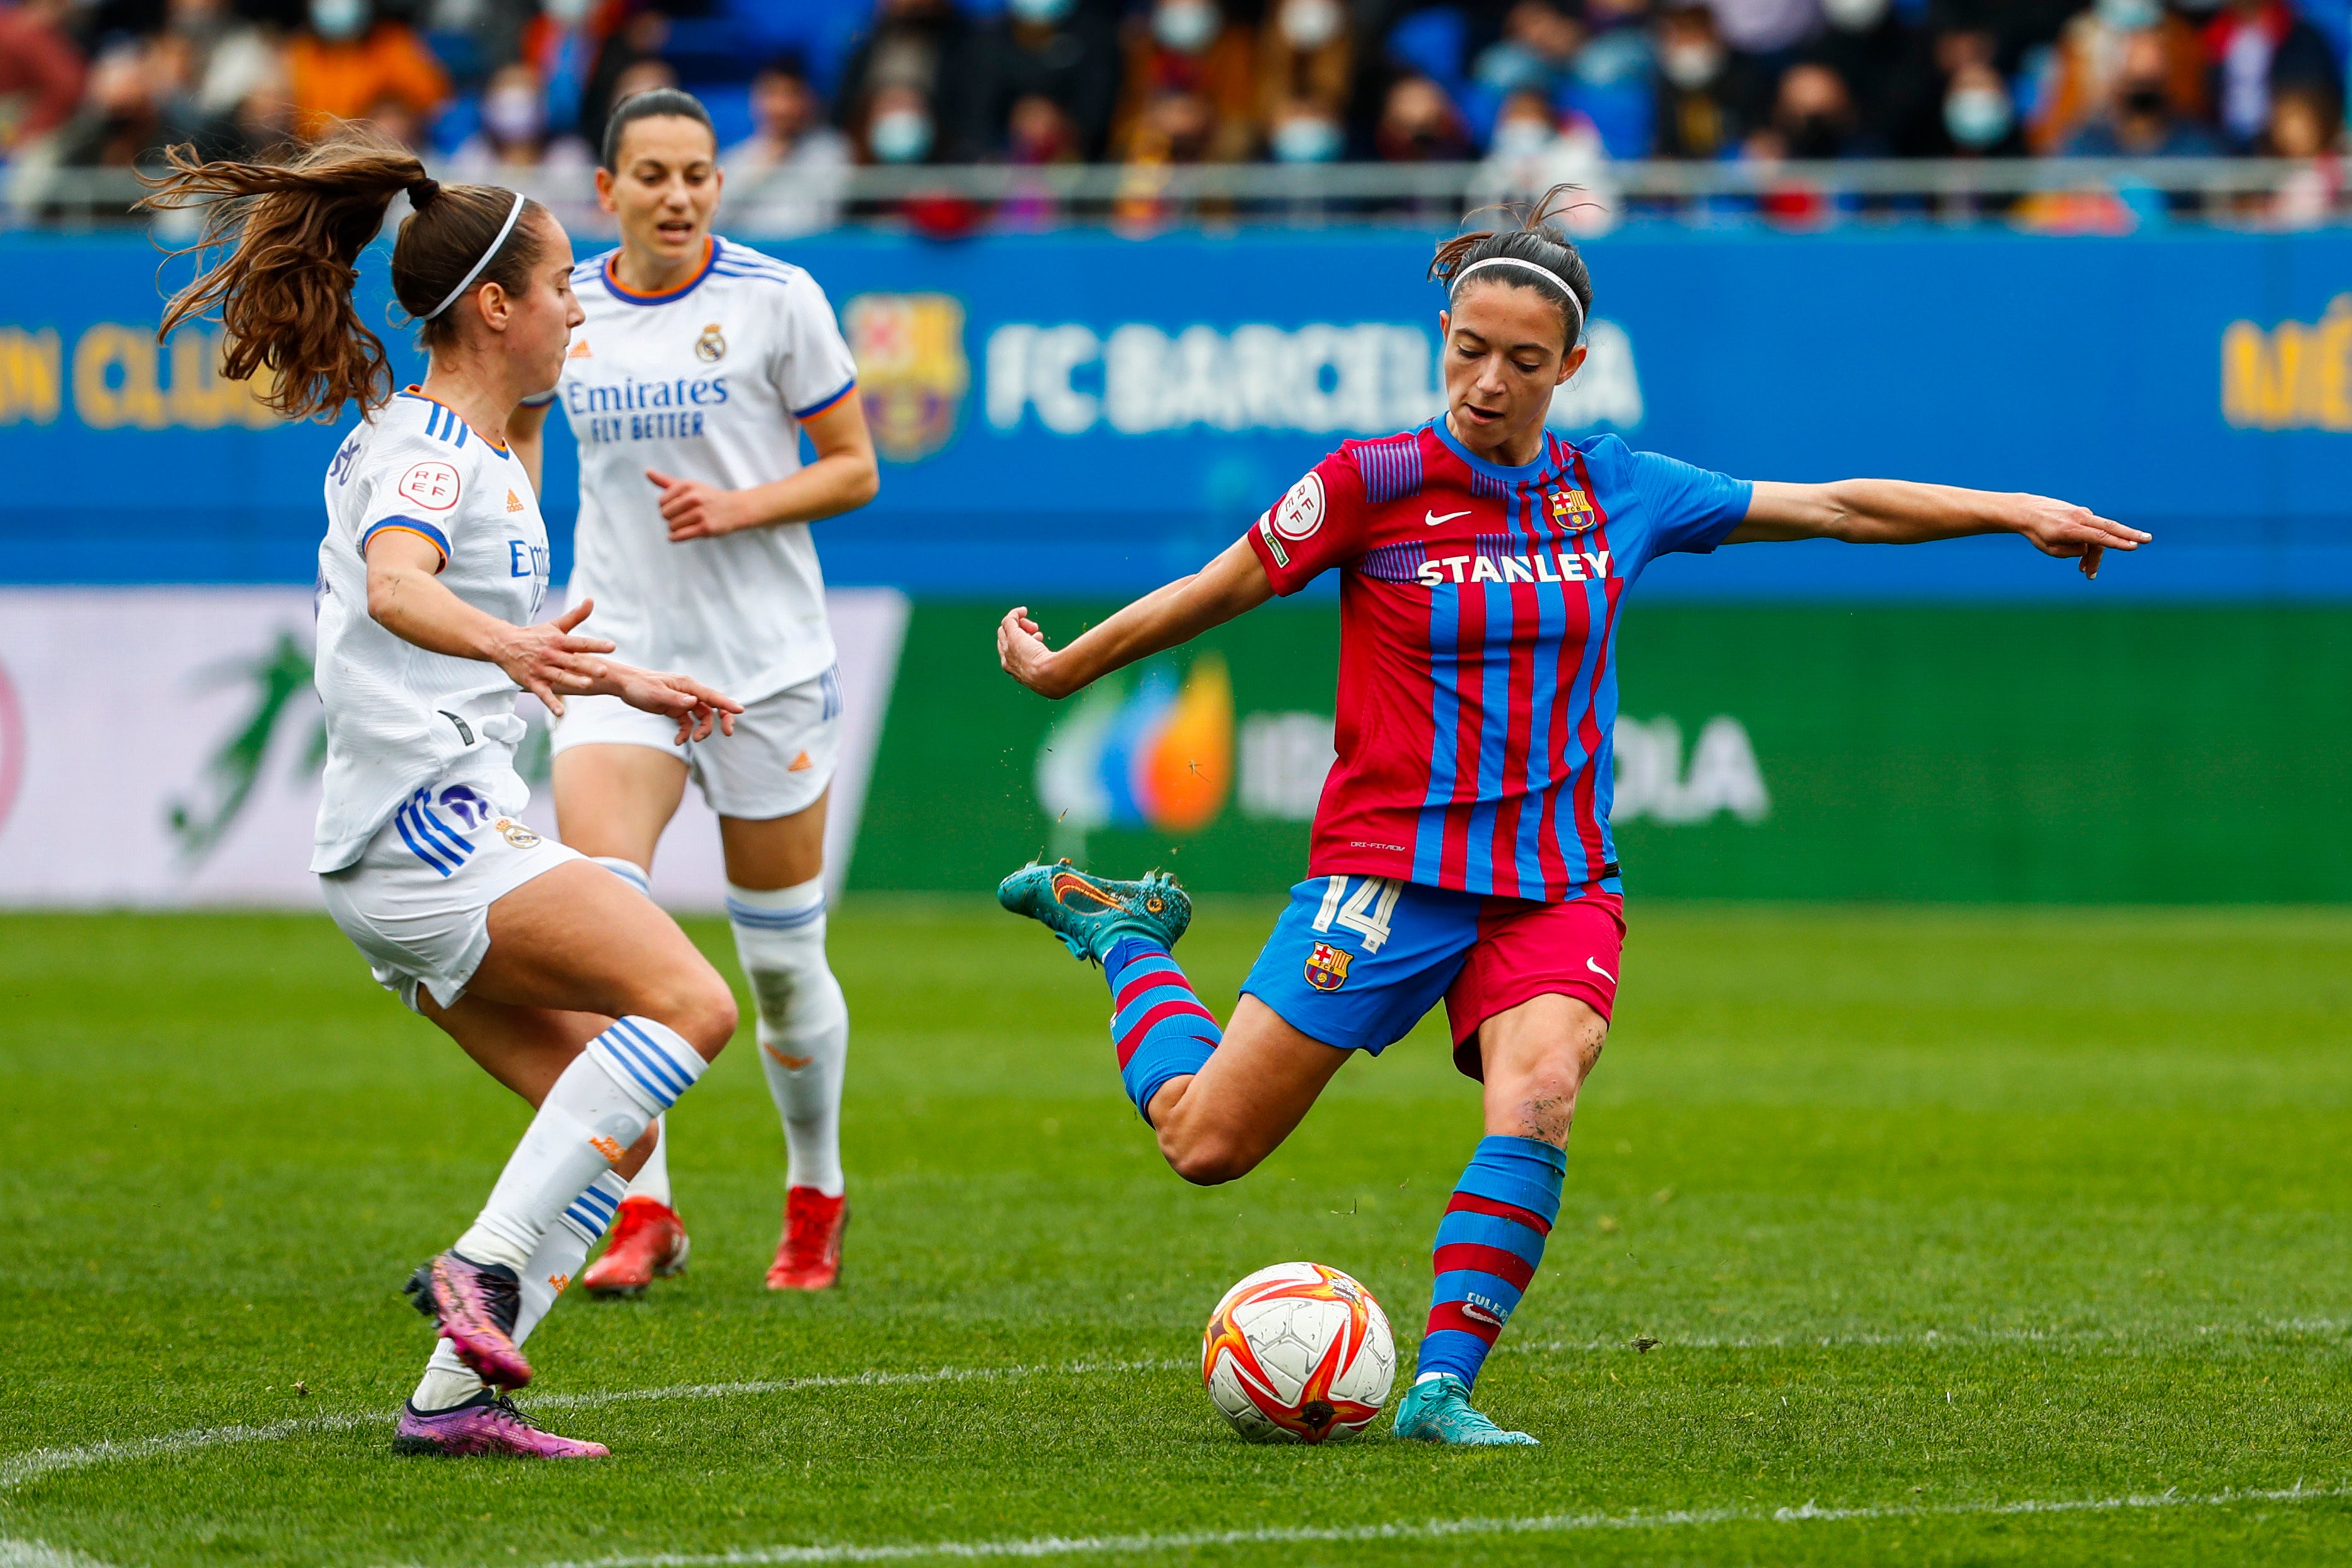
1200, 1261, 1395, 1443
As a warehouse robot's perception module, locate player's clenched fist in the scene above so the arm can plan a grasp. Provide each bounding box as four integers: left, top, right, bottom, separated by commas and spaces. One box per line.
998, 606, 1066, 699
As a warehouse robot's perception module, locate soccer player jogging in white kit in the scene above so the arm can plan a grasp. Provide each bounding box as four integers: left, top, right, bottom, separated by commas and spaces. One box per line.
523, 89, 880, 1295
146, 134, 744, 1458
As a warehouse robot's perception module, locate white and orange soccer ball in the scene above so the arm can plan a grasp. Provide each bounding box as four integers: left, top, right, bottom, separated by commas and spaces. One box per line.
1200, 1261, 1395, 1443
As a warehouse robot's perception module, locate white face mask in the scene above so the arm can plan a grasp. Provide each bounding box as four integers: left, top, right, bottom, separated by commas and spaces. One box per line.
1660, 40, 1723, 88
1943, 83, 2011, 146
1154, 0, 1221, 53
869, 107, 933, 163
1491, 118, 1553, 156
542, 0, 591, 24
483, 83, 543, 142
1279, 0, 1344, 49
1820, 0, 1888, 31
1008, 0, 1074, 21
309, 0, 367, 41
2096, 0, 2161, 30
1271, 112, 1342, 161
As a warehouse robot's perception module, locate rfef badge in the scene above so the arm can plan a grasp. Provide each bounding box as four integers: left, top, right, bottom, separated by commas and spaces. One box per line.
1304, 941, 1351, 992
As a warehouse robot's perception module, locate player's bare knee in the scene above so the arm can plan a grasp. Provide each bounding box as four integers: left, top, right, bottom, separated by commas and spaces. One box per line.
645, 969, 738, 1060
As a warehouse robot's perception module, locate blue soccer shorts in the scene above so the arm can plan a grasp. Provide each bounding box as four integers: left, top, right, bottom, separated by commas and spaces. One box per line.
1239, 874, 1626, 1080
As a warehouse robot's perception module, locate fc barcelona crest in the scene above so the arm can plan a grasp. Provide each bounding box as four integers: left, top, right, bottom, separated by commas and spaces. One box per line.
1305, 941, 1351, 992
1547, 487, 1597, 533
842, 292, 970, 463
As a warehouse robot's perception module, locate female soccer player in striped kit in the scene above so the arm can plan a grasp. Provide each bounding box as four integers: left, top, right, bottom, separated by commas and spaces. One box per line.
515, 89, 879, 1297
997, 187, 2151, 1446
147, 136, 743, 1458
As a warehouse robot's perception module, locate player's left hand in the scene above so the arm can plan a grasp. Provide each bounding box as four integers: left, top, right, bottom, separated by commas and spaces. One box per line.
600, 664, 745, 742
649, 468, 756, 540
2011, 494, 2150, 581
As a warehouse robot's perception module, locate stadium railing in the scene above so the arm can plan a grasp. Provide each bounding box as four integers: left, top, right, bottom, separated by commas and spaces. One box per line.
6, 156, 2339, 233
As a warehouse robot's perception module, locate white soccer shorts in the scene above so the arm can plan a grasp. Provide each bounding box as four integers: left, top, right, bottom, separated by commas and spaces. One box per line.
547, 665, 842, 822
320, 777, 583, 1013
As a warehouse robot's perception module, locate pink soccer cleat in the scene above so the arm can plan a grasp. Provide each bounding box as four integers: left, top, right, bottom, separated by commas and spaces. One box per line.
392, 1393, 608, 1458
404, 1252, 532, 1390
767, 1187, 848, 1291
582, 1197, 690, 1298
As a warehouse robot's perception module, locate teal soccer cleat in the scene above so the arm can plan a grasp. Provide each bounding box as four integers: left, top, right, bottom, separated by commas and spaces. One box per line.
996, 859, 1192, 965
1392, 1374, 1540, 1446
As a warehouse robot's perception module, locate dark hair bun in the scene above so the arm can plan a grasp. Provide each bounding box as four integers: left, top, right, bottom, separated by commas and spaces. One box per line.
407, 178, 440, 209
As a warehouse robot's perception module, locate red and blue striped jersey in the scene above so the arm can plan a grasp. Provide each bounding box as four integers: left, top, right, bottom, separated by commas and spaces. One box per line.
1244, 419, 1750, 903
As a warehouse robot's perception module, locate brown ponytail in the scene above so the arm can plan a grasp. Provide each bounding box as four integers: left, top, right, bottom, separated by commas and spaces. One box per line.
142, 130, 548, 424
1429, 182, 1595, 350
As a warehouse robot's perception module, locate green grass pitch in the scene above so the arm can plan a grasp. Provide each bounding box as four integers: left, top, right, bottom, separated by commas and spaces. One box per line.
4, 900, 2352, 1565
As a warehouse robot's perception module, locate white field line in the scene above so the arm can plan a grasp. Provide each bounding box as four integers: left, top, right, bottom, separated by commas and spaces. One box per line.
8, 1317, 2348, 1494
0, 1359, 1188, 1493
515, 1483, 2352, 1568
0, 1541, 115, 1568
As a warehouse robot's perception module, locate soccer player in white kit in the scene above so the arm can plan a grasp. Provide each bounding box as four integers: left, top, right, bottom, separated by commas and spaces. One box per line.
518, 88, 880, 1296
147, 134, 747, 1457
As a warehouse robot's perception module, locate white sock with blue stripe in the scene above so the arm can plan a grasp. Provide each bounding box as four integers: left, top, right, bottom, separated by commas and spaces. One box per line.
414, 1170, 629, 1412
729, 878, 848, 1198
452, 1016, 708, 1272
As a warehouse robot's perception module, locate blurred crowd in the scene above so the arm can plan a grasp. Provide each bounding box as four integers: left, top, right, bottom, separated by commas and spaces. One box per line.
2, 0, 2345, 226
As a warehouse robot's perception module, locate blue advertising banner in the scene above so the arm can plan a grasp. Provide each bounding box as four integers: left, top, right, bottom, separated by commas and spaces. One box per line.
1, 225, 2347, 597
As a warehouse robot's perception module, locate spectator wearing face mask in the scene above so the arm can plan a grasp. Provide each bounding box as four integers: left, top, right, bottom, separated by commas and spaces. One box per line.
451, 61, 590, 176
285, 0, 449, 139
2028, 0, 2208, 153
724, 56, 852, 235
1938, 58, 2023, 154
1375, 71, 1472, 160
158, 0, 280, 128
1471, 1, 1587, 108
837, 0, 971, 160
1472, 86, 1617, 231
2062, 27, 2223, 155
2199, 0, 2341, 152
1651, 2, 1762, 158
1114, 0, 1260, 163
1708, 0, 1821, 63
960, 0, 1121, 161
1259, 0, 1352, 133
861, 81, 939, 163
1744, 59, 1882, 159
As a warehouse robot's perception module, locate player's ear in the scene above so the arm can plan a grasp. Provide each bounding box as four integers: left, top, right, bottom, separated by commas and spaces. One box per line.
593, 165, 619, 217
1437, 308, 1450, 340
1556, 342, 1586, 386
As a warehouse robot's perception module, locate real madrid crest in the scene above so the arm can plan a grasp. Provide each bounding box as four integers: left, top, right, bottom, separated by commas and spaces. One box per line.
1547, 487, 1597, 533
494, 817, 542, 849
1304, 941, 1351, 992
694, 323, 726, 363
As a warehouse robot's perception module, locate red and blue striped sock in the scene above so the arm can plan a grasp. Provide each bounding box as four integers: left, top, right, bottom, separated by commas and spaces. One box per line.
1416, 1134, 1566, 1390
1103, 935, 1220, 1121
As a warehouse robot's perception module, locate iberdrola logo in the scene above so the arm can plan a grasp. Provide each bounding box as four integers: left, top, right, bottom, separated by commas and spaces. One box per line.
1035, 653, 1231, 859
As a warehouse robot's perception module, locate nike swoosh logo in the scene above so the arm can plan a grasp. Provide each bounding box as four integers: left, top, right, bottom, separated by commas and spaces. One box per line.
762, 1043, 814, 1070
1424, 509, 1472, 527
1586, 956, 1617, 985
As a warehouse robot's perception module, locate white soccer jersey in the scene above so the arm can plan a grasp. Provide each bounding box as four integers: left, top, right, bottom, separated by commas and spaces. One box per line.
554, 235, 859, 707
311, 388, 552, 873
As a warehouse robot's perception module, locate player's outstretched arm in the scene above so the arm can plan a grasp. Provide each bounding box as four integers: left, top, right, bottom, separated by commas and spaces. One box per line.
998, 537, 1274, 700
363, 532, 740, 739
1729, 480, 2151, 579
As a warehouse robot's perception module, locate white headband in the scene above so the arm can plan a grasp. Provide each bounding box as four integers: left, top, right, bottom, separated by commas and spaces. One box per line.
422, 190, 528, 320
1448, 255, 1585, 340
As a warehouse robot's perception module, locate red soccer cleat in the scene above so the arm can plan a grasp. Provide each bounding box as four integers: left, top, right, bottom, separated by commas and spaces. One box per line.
581, 1197, 690, 1298
766, 1187, 848, 1291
